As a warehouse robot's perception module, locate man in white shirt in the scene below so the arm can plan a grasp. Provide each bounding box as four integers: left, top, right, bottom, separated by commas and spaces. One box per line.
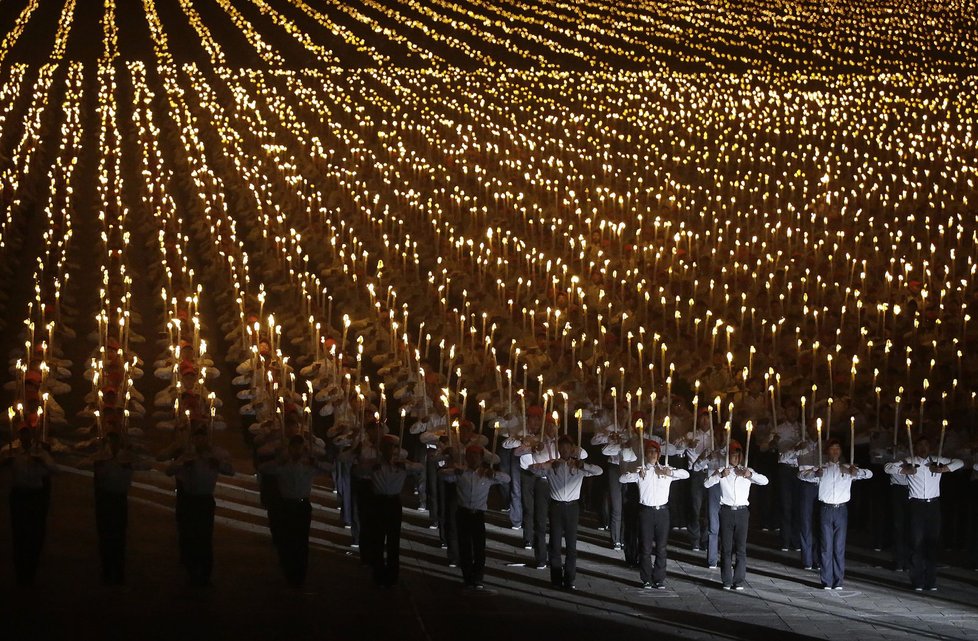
165, 428, 235, 587
258, 434, 333, 587
532, 435, 602, 589
704, 440, 769, 589
620, 439, 689, 589
682, 410, 713, 553
799, 438, 872, 589
442, 444, 511, 588
772, 401, 809, 552
1, 425, 55, 586
884, 435, 964, 591
871, 434, 911, 571
361, 434, 422, 586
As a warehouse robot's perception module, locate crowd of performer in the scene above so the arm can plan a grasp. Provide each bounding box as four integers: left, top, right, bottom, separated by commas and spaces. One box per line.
2, 383, 974, 595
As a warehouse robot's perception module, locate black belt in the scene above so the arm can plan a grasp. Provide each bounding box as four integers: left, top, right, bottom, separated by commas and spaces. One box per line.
721, 505, 748, 511
641, 504, 668, 511
909, 497, 938, 503
820, 502, 846, 508
281, 498, 310, 504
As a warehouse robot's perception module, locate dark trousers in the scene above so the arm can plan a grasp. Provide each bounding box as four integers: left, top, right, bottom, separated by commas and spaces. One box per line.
176, 491, 216, 585
425, 453, 440, 526
778, 464, 801, 548
819, 504, 848, 587
909, 499, 941, 589
95, 488, 128, 584
638, 505, 670, 584
336, 460, 354, 529
353, 477, 373, 561
456, 508, 486, 585
622, 483, 640, 566
277, 499, 312, 586
889, 484, 910, 570
496, 447, 514, 514
522, 472, 550, 564
688, 470, 707, 548
706, 484, 721, 566
668, 458, 690, 529
503, 450, 522, 527
798, 481, 820, 567
548, 500, 580, 586
719, 506, 749, 586
441, 480, 459, 564
260, 472, 283, 549
10, 487, 49, 586
372, 494, 402, 585
606, 462, 623, 545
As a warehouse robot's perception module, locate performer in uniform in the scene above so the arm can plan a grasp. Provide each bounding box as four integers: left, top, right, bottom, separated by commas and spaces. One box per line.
165, 428, 235, 586
620, 439, 689, 589
704, 440, 769, 589
798, 438, 872, 589
884, 435, 963, 591
531, 435, 602, 589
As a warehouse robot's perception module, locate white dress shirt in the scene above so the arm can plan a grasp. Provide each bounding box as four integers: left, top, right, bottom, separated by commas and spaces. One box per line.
798, 461, 872, 504
533, 459, 602, 501
448, 468, 511, 510
883, 456, 964, 500
620, 465, 690, 507
369, 461, 423, 496
774, 421, 810, 466
703, 467, 769, 506
259, 457, 332, 500
681, 429, 713, 466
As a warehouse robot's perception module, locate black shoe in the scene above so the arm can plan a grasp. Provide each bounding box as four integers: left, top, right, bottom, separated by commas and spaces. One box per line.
652, 582, 666, 590
642, 582, 653, 589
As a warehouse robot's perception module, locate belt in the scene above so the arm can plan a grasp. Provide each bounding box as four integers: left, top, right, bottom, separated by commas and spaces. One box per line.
281, 497, 310, 504
820, 502, 846, 508
721, 505, 748, 511
909, 497, 939, 503
641, 503, 669, 511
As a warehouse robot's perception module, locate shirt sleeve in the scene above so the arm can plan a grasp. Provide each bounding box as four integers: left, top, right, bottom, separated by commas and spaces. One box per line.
703, 472, 720, 488
619, 470, 640, 484
582, 463, 603, 477
749, 470, 769, 485
669, 468, 690, 480
943, 458, 964, 472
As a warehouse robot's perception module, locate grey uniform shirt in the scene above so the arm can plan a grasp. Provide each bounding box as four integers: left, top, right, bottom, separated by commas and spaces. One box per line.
259, 457, 331, 500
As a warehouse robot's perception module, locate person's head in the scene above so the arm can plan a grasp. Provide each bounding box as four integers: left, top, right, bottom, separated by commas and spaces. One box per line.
192, 428, 210, 451
696, 410, 711, 431
557, 435, 576, 460
288, 434, 306, 461
913, 436, 930, 459
644, 439, 661, 462
379, 435, 398, 462
459, 420, 475, 442
18, 426, 32, 448
464, 444, 484, 469
784, 401, 800, 422
826, 438, 842, 463
729, 441, 743, 467
105, 431, 122, 456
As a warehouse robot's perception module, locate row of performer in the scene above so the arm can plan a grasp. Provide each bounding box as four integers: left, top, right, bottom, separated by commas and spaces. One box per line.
2, 411, 968, 594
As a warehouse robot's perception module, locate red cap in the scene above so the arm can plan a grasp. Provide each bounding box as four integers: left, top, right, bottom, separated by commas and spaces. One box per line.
643, 438, 661, 451
448, 406, 461, 417
465, 444, 484, 456
527, 405, 544, 418
728, 440, 743, 452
